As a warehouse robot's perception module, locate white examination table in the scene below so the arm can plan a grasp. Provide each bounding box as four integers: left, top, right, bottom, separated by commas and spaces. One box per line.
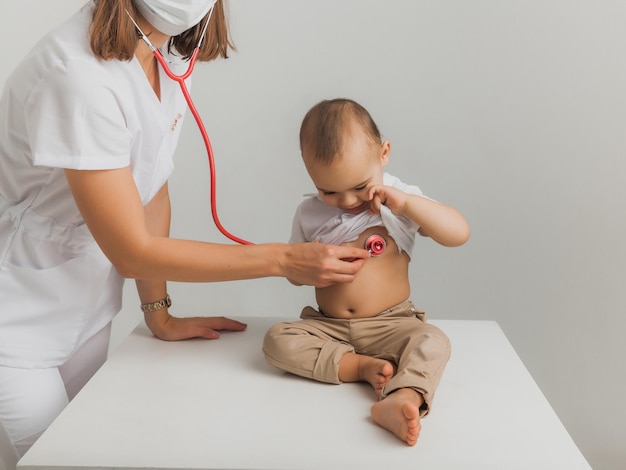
17, 317, 590, 469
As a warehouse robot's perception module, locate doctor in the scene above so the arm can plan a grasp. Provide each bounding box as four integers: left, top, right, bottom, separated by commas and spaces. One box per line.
0, 0, 369, 463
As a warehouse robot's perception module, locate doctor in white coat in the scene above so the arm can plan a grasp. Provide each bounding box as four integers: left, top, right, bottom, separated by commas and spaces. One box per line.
0, 0, 369, 464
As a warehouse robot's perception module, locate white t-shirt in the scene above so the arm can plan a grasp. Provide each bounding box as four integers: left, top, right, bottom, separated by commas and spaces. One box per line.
290, 173, 427, 257
0, 3, 189, 367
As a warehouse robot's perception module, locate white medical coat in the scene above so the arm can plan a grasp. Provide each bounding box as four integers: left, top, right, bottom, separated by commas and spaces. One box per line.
0, 3, 189, 367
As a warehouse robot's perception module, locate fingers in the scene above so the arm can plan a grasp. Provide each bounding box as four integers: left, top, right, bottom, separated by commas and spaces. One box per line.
285, 242, 369, 287
190, 317, 247, 340
367, 186, 379, 199
154, 316, 247, 341
334, 245, 370, 263
368, 188, 384, 214
190, 325, 221, 340
313, 257, 368, 287
338, 257, 367, 275
205, 316, 248, 332
370, 196, 382, 214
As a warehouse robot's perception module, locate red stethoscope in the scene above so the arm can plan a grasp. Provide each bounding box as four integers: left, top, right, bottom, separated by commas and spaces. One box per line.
127, 7, 252, 245
365, 234, 386, 256
126, 9, 387, 256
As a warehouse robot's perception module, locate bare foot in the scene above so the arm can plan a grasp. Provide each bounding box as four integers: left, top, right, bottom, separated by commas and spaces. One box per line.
339, 353, 394, 398
370, 388, 423, 446
359, 357, 394, 398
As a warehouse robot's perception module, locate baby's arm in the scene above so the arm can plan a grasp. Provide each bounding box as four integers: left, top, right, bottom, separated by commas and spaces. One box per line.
368, 185, 470, 247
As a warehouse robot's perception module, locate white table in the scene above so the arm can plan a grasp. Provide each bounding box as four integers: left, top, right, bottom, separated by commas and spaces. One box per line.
18, 318, 590, 470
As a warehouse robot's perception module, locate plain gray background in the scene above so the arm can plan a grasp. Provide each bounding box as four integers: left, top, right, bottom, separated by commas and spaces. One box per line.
1, 1, 624, 469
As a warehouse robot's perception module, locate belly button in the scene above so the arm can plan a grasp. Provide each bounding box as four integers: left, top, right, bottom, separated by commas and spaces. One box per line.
348, 308, 355, 314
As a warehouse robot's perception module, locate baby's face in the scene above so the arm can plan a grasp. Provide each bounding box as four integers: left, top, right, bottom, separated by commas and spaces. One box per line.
304, 130, 389, 214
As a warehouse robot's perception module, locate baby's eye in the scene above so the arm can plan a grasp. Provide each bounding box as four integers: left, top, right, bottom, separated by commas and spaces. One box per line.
355, 185, 367, 191
322, 191, 335, 196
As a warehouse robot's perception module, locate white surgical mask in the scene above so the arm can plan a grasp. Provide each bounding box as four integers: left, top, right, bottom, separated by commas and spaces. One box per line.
133, 0, 217, 37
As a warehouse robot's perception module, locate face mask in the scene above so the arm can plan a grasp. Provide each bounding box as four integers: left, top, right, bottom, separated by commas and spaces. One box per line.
133, 0, 217, 37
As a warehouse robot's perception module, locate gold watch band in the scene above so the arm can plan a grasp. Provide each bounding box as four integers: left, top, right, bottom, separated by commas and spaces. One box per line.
140, 294, 172, 313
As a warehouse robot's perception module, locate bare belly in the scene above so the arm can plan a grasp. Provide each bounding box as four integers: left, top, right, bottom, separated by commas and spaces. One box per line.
315, 226, 410, 318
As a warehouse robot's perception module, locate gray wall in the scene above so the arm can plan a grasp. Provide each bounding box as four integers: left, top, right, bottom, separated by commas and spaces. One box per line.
2, 1, 625, 468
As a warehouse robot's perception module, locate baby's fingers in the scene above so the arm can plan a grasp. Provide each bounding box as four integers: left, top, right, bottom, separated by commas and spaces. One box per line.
369, 192, 384, 214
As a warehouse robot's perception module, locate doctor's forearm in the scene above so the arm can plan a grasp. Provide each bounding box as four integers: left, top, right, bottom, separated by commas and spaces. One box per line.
116, 239, 285, 282
135, 182, 171, 305
64, 168, 366, 287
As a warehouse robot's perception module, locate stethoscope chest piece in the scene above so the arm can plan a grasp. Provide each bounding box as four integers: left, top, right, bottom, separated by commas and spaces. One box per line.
365, 234, 386, 256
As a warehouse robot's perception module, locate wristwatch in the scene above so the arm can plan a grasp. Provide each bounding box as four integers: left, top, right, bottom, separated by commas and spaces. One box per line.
140, 294, 172, 313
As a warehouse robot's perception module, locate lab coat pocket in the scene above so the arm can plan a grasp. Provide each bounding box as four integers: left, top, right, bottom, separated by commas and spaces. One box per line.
0, 254, 101, 367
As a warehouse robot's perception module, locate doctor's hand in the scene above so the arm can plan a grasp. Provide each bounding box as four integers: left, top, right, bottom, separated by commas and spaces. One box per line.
283, 242, 370, 288
144, 310, 247, 341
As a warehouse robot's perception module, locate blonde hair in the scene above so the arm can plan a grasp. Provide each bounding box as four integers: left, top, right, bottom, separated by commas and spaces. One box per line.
90, 0, 234, 62
299, 98, 382, 164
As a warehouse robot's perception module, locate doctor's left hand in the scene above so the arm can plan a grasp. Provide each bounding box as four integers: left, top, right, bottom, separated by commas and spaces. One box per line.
144, 310, 247, 341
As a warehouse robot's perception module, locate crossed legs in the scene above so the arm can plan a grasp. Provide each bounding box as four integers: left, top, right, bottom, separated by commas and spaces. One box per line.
263, 305, 450, 447
338, 353, 423, 446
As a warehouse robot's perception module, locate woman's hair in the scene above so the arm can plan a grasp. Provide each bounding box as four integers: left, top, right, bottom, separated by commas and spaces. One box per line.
90, 0, 234, 62
299, 98, 382, 164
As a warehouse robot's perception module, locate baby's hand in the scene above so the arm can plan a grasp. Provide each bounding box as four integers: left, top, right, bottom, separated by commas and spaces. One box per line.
368, 185, 408, 216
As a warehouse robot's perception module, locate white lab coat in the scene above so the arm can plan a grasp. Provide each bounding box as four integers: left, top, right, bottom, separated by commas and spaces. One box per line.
0, 3, 189, 368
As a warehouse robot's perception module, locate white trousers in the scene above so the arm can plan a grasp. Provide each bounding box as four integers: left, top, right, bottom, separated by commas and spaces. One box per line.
0, 323, 111, 467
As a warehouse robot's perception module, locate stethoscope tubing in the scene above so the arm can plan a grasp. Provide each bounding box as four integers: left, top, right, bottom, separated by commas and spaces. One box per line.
127, 8, 252, 245
154, 49, 253, 245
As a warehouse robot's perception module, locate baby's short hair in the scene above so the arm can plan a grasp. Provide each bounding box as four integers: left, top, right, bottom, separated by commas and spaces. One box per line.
299, 98, 382, 164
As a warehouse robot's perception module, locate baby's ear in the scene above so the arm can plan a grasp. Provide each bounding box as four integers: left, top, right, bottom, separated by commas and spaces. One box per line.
380, 140, 391, 166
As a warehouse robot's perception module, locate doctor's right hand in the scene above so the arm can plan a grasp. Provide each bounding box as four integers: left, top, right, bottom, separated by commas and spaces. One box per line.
282, 242, 369, 288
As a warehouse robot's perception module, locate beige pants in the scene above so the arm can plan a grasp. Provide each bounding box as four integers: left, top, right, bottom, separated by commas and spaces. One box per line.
263, 300, 451, 416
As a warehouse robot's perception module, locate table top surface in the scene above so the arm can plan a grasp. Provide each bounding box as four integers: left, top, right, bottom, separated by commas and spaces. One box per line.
18, 317, 590, 470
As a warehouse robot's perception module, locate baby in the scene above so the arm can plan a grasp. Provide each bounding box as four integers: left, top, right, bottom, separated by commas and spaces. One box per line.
263, 98, 470, 445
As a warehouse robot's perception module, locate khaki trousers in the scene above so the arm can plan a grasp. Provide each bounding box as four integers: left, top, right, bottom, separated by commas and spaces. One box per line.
263, 300, 451, 416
